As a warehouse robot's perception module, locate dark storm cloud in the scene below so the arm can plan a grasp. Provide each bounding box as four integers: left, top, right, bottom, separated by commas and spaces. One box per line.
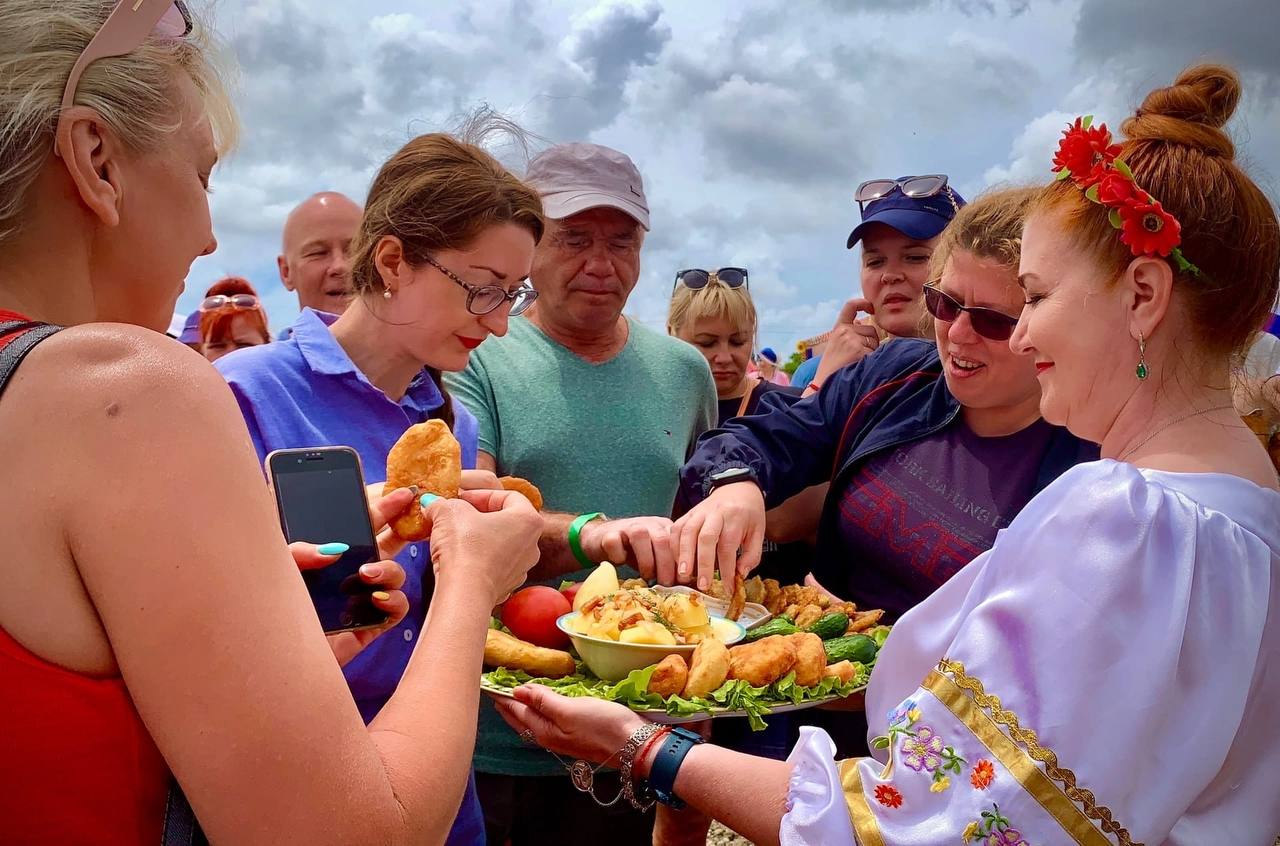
539, 3, 672, 139
1075, 0, 1280, 80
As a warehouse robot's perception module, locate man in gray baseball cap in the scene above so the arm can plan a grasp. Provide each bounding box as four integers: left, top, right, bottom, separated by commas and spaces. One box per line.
446, 142, 716, 845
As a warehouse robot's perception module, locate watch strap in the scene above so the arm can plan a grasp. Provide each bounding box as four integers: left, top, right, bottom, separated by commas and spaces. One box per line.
647, 725, 704, 808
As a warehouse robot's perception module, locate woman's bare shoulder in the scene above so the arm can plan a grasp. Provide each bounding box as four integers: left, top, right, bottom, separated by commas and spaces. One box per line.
12, 322, 233, 417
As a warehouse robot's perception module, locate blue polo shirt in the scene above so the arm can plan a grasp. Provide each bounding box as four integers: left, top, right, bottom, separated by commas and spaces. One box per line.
216, 308, 484, 845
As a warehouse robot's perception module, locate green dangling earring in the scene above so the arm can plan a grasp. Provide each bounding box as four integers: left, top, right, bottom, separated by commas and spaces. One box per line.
1135, 331, 1149, 381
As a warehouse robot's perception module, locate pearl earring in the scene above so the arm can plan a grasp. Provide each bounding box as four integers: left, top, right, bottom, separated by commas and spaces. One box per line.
383, 288, 393, 300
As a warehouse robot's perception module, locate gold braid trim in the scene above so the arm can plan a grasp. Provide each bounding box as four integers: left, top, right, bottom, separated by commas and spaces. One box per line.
938, 659, 1141, 846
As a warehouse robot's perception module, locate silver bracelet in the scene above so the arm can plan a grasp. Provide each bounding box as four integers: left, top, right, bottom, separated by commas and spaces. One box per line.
620, 723, 662, 812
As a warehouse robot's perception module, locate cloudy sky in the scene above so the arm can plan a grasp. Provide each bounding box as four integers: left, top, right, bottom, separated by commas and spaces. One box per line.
184, 0, 1280, 355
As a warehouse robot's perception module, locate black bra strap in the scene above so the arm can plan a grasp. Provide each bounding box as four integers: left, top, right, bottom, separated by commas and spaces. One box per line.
0, 320, 61, 399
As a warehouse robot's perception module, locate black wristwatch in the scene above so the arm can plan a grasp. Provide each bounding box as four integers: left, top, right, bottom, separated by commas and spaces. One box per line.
704, 465, 759, 498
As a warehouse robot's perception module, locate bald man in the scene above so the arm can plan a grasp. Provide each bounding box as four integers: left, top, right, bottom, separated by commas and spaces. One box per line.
277, 191, 363, 315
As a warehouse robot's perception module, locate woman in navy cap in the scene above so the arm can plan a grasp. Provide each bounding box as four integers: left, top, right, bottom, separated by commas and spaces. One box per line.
793, 175, 965, 394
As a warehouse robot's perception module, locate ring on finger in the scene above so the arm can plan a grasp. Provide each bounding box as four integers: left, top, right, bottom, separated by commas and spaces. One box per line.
520, 729, 537, 745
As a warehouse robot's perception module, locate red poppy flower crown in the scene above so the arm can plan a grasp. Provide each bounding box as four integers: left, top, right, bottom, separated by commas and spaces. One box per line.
1051, 116, 1201, 276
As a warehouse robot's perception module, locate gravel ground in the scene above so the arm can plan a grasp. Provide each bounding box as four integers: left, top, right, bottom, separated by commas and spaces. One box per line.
706, 821, 753, 845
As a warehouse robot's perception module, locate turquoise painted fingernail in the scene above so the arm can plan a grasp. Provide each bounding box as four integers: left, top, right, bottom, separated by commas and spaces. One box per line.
419, 493, 440, 507
317, 542, 349, 555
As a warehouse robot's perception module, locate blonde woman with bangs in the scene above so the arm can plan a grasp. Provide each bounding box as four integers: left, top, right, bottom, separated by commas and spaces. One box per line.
668, 268, 800, 426
0, 2, 542, 843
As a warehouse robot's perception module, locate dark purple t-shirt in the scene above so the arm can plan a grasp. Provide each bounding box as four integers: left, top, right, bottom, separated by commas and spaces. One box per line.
834, 417, 1056, 620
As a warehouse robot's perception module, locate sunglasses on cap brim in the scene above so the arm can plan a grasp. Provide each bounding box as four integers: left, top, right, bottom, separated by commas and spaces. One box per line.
923, 284, 1021, 342
673, 267, 748, 294
855, 175, 952, 208
55, 1, 193, 154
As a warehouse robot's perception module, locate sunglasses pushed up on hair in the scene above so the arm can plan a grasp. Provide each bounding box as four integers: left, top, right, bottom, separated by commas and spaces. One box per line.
55, 1, 192, 154
923, 284, 1021, 342
200, 294, 259, 312
673, 267, 748, 294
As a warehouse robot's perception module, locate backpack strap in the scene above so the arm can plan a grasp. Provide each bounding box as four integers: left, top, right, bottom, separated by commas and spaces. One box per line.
161, 785, 208, 846
0, 319, 62, 399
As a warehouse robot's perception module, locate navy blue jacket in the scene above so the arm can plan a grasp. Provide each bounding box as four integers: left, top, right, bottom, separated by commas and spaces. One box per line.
680, 339, 1099, 596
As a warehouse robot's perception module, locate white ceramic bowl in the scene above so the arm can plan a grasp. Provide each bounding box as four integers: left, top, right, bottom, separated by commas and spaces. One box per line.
556, 612, 746, 682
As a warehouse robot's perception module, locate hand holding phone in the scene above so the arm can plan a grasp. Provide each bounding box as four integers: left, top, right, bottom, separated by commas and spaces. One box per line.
268, 447, 391, 634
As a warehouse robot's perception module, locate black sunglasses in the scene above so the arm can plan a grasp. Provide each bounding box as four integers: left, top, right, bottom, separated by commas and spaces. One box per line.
673, 267, 748, 294
424, 254, 538, 317
923, 284, 1021, 342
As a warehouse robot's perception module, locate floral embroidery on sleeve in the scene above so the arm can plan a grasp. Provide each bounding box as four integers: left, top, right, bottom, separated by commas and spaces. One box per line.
964, 804, 1030, 845
874, 706, 967, 792
874, 784, 903, 808
970, 759, 995, 790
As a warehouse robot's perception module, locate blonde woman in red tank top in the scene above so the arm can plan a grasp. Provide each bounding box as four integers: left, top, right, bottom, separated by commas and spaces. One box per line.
0, 3, 542, 844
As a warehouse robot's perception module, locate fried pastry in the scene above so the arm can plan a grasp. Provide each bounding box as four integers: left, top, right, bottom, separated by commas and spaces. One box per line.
728, 635, 797, 687
788, 633, 826, 687
725, 577, 747, 622
744, 576, 765, 605
823, 660, 856, 685
683, 637, 731, 698
793, 604, 824, 629
648, 654, 689, 698
484, 629, 576, 679
762, 579, 785, 615
383, 420, 461, 541
846, 609, 885, 634
499, 476, 544, 511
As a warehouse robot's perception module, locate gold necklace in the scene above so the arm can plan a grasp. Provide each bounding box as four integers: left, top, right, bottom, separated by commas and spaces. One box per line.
1116, 405, 1236, 463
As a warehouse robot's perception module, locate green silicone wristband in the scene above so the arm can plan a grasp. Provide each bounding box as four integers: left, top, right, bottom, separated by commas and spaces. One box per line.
568, 512, 605, 569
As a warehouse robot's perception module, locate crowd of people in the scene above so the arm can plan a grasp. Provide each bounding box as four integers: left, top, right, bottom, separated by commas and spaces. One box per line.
1, 2, 1278, 845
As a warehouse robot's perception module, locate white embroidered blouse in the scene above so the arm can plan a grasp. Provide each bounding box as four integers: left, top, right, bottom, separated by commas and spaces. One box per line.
781, 460, 1280, 845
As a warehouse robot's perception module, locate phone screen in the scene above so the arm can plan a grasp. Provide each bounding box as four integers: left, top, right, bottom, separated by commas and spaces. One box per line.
269, 448, 388, 633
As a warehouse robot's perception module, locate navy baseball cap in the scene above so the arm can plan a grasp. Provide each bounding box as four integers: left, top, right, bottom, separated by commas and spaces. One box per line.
847, 179, 966, 249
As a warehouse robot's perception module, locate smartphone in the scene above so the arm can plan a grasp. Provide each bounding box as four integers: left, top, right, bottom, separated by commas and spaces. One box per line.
266, 446, 389, 634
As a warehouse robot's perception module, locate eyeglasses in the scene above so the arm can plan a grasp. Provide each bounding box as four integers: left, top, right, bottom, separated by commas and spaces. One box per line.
423, 255, 538, 317
854, 175, 960, 214
201, 294, 259, 311
673, 267, 749, 294
55, 1, 193, 154
923, 284, 1021, 342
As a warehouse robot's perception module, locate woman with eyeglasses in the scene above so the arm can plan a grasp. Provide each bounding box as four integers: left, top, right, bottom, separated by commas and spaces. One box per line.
662, 188, 1097, 759
197, 276, 270, 362
0, 2, 544, 844
216, 128, 545, 844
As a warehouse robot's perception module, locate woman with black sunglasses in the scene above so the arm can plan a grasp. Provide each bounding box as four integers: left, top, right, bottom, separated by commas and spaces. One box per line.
666, 188, 1098, 756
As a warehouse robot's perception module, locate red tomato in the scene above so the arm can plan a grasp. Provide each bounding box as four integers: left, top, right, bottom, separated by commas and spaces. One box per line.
501, 586, 572, 649
560, 582, 582, 607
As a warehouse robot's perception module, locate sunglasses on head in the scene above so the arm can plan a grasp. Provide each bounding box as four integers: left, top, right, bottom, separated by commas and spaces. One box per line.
923, 284, 1021, 342
201, 294, 259, 312
855, 175, 957, 212
673, 267, 748, 294
55, 1, 193, 153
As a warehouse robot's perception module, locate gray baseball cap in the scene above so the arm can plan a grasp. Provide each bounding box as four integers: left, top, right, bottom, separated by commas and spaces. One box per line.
525, 143, 650, 230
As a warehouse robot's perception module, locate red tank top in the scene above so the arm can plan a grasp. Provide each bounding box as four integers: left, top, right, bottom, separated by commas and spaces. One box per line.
0, 310, 169, 844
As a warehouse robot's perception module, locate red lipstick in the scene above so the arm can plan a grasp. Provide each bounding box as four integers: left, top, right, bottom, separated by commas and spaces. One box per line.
457, 336, 485, 350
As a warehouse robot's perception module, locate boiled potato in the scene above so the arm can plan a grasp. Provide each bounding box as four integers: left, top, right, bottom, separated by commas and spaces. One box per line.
662, 593, 710, 631
574, 561, 620, 612
620, 621, 677, 645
